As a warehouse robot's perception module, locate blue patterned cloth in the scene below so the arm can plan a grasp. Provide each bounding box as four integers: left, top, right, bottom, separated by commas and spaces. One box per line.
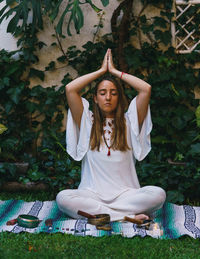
0, 200, 200, 239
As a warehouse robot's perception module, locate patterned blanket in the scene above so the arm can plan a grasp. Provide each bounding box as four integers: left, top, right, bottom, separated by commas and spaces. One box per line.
0, 200, 200, 239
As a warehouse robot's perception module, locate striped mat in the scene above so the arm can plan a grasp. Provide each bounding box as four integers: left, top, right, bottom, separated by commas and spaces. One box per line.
0, 200, 200, 239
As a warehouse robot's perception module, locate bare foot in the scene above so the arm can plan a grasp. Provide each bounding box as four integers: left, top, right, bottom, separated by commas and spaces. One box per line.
135, 214, 149, 221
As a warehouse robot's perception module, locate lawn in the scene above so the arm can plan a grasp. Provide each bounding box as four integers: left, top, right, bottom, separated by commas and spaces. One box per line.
0, 191, 200, 259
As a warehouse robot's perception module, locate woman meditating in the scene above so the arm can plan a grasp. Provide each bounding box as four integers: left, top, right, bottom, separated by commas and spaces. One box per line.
56, 49, 166, 222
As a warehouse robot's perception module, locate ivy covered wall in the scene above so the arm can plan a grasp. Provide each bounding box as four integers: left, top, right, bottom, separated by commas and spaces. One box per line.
0, 0, 200, 203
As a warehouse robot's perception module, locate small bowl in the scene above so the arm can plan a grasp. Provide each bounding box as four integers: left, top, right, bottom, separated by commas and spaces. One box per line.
88, 214, 110, 226
17, 214, 40, 228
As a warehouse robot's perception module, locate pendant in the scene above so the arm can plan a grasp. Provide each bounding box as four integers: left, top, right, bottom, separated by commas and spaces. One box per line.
107, 147, 111, 156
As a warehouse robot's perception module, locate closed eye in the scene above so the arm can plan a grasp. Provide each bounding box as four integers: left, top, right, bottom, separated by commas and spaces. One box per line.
111, 92, 118, 96
111, 90, 118, 95
98, 89, 118, 95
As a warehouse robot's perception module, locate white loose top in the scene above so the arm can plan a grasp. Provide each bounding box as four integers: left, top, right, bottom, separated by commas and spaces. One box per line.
66, 97, 152, 202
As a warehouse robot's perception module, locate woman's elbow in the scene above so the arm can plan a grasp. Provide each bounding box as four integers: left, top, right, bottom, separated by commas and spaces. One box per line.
65, 84, 75, 97
145, 83, 151, 98
146, 83, 151, 93
65, 84, 71, 94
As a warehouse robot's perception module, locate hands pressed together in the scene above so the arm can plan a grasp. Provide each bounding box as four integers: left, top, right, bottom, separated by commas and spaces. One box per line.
100, 49, 117, 75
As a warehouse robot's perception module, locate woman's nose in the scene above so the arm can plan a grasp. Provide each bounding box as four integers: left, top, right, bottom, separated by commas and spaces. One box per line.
106, 92, 111, 100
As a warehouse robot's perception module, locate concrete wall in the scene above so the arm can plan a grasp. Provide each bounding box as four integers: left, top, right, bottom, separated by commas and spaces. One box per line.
0, 0, 199, 98
0, 0, 120, 88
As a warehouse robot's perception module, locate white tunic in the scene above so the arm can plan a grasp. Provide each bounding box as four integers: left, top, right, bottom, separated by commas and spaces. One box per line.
66, 97, 152, 202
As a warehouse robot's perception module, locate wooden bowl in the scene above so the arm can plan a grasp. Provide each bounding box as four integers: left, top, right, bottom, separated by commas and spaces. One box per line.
88, 214, 110, 226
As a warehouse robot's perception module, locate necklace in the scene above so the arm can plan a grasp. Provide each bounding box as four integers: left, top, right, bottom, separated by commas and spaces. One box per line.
103, 118, 114, 156
103, 133, 113, 156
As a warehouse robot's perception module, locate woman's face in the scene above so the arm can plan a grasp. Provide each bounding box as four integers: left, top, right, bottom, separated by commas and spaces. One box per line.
94, 80, 119, 118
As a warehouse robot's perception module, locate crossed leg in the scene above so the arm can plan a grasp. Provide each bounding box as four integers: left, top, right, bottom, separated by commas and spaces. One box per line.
56, 186, 166, 221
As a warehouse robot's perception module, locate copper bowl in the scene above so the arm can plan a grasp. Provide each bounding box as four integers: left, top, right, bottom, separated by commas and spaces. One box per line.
88, 214, 110, 226
17, 214, 40, 228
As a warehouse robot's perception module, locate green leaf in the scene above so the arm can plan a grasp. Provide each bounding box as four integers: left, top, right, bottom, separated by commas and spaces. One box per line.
85, 0, 102, 13
4, 101, 13, 114
67, 13, 73, 36
195, 105, 200, 128
0, 5, 8, 18
141, 24, 154, 34
7, 11, 20, 33
57, 55, 67, 63
101, 0, 109, 7
189, 143, 200, 155
45, 61, 55, 71
6, 84, 24, 104
42, 148, 56, 156
6, 0, 16, 5
20, 1, 29, 31
75, 5, 84, 33
140, 15, 147, 23
37, 41, 47, 49
49, 0, 63, 22
26, 101, 38, 113
171, 84, 180, 96
0, 124, 8, 134
29, 68, 45, 81
153, 17, 167, 28
3, 138, 19, 149
34, 0, 43, 29
154, 30, 171, 45
30, 85, 43, 96
151, 136, 173, 144
28, 168, 45, 181
4, 163, 17, 176
55, 141, 65, 152
3, 77, 10, 86
0, 6, 15, 25
56, 3, 72, 35
5, 64, 20, 76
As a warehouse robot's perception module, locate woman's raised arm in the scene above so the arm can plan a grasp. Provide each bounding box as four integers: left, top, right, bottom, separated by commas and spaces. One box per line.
66, 50, 108, 128
107, 49, 151, 126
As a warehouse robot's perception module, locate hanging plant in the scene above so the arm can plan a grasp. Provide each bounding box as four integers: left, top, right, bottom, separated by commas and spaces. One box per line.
0, 0, 109, 37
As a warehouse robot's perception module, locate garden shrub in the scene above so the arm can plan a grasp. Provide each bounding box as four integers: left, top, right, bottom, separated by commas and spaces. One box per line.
0, 0, 200, 202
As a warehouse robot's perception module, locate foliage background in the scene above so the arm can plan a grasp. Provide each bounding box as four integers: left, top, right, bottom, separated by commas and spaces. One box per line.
0, 0, 200, 203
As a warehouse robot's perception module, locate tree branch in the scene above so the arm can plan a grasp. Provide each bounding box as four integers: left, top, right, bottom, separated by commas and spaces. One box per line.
55, 31, 68, 62
111, 0, 134, 72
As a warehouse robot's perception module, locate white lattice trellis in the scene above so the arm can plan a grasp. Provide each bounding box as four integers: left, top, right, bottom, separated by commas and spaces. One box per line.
171, 0, 200, 53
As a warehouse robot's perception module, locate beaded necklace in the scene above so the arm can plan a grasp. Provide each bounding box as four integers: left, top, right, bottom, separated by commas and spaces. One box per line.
103, 119, 114, 156
103, 133, 113, 156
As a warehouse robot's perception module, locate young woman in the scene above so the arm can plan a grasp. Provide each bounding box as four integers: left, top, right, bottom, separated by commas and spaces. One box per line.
56, 49, 166, 222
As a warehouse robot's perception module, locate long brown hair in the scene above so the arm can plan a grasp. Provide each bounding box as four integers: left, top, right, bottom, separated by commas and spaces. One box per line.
90, 75, 130, 151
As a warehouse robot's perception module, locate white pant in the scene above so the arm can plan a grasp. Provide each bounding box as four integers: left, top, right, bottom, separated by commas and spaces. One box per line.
56, 186, 166, 221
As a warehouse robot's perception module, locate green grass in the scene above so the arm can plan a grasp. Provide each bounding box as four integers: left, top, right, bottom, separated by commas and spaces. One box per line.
1, 191, 200, 259
1, 232, 200, 259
